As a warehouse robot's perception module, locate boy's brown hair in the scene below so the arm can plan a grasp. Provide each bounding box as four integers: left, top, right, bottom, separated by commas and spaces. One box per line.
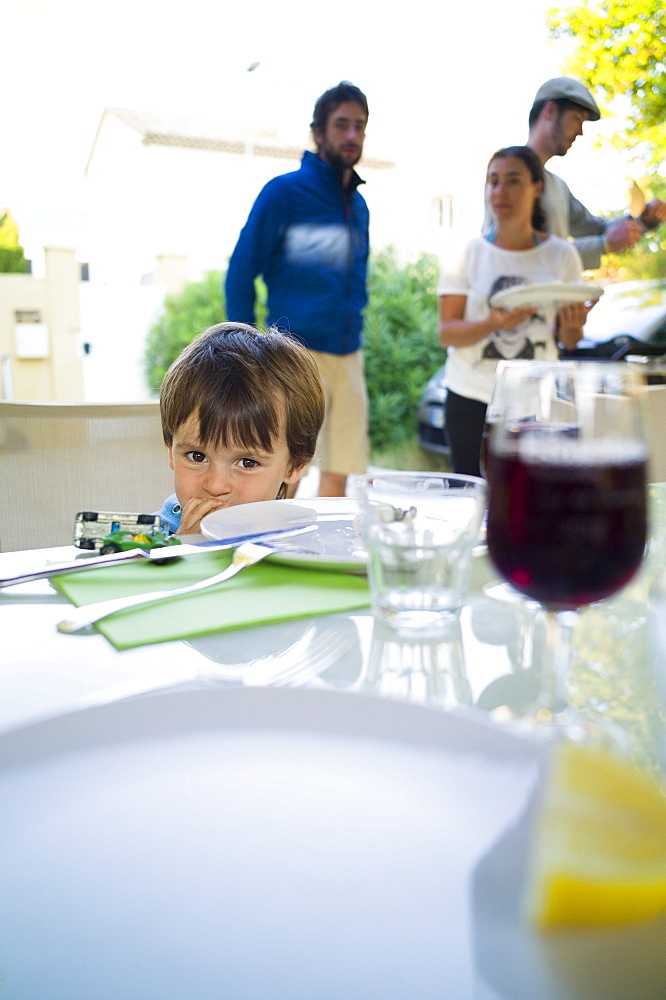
160, 322, 325, 477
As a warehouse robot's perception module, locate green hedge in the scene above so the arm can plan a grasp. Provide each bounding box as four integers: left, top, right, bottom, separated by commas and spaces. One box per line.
0, 211, 29, 274
363, 248, 443, 451
144, 270, 226, 392
144, 249, 445, 451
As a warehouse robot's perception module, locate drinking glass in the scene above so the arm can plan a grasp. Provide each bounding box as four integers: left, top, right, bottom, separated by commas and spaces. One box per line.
355, 471, 487, 633
485, 361, 648, 746
364, 617, 472, 709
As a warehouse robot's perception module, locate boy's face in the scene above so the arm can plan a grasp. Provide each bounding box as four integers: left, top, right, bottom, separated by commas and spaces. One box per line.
168, 414, 304, 534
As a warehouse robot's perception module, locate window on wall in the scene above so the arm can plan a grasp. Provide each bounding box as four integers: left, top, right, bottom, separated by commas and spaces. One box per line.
431, 195, 454, 230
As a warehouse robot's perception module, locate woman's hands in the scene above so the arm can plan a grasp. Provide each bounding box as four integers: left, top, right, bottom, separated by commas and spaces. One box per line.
487, 304, 538, 331
439, 294, 597, 352
438, 294, 536, 348
556, 299, 598, 350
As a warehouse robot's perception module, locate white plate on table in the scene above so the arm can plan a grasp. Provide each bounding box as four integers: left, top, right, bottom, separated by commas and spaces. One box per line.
201, 497, 366, 573
0, 688, 539, 999
490, 281, 603, 310
0, 687, 661, 1000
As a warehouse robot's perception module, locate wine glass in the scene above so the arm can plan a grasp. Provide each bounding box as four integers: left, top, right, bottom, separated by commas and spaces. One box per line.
481, 360, 538, 479
482, 361, 575, 672
482, 358, 579, 479
485, 361, 648, 747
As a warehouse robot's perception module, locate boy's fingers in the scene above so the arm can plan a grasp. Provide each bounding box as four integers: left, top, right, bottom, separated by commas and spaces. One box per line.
176, 497, 227, 534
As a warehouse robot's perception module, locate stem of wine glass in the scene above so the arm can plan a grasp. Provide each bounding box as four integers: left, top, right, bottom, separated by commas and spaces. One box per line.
535, 609, 580, 715
515, 602, 539, 672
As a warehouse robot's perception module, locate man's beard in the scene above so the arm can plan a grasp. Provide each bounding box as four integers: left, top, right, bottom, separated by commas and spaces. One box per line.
319, 140, 362, 173
551, 118, 571, 157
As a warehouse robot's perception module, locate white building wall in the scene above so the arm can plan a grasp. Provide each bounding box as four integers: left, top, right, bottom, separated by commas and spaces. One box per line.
84, 117, 151, 283
0, 248, 84, 401
78, 281, 166, 402
138, 142, 304, 275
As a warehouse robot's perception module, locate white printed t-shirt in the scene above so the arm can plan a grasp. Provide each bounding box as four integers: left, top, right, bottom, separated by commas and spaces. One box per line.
437, 235, 583, 403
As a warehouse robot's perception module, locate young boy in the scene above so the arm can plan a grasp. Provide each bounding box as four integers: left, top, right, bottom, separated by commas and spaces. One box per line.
156, 322, 325, 534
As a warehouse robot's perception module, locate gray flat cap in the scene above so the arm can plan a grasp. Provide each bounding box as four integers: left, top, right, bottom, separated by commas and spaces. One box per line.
533, 77, 601, 120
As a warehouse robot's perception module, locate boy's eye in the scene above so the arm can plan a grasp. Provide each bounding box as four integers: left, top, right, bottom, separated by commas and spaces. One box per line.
186, 451, 207, 463
239, 458, 259, 469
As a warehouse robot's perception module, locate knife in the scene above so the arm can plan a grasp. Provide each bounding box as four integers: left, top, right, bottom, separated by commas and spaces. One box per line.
145, 524, 317, 559
0, 524, 316, 588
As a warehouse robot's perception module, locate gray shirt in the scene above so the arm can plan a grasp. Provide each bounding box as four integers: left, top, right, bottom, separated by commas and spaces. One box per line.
541, 169, 608, 270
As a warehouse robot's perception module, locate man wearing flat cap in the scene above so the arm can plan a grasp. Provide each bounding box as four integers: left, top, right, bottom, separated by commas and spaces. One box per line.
526, 76, 666, 269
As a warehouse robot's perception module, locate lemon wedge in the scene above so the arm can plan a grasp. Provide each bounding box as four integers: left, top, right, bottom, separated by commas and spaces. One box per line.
525, 741, 666, 929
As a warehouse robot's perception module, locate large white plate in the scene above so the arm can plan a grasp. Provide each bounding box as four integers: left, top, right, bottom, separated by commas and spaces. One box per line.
0, 688, 661, 999
490, 281, 603, 310
201, 497, 366, 573
0, 689, 538, 999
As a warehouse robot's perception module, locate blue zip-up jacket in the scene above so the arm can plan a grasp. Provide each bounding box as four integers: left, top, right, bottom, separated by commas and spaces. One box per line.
225, 150, 369, 355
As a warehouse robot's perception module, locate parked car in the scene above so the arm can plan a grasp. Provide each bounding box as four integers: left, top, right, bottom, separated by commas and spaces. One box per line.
417, 279, 666, 455
417, 366, 450, 454
560, 278, 666, 359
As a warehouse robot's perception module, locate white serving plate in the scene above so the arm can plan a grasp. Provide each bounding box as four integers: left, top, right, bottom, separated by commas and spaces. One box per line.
202, 497, 366, 572
490, 281, 603, 310
0, 688, 663, 999
0, 689, 538, 998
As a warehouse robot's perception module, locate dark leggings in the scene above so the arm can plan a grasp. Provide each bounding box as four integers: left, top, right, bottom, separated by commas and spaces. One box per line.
445, 389, 487, 479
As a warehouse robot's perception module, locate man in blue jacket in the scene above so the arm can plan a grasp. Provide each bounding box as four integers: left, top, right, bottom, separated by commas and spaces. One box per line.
225, 81, 370, 498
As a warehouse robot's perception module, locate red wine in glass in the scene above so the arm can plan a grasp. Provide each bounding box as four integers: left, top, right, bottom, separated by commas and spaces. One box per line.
487, 443, 647, 610
484, 362, 648, 749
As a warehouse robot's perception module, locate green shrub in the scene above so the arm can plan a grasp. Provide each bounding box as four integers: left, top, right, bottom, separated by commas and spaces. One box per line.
143, 250, 445, 453
144, 273, 268, 392
363, 248, 444, 452
144, 270, 225, 393
0, 211, 29, 274
0, 247, 29, 273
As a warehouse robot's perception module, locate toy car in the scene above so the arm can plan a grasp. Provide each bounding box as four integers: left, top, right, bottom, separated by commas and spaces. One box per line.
99, 529, 181, 555
74, 511, 168, 551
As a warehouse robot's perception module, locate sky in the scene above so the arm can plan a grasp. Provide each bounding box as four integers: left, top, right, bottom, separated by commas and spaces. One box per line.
2, 0, 636, 262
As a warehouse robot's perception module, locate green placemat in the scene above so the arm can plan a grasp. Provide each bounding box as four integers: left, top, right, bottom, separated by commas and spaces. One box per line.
52, 551, 370, 651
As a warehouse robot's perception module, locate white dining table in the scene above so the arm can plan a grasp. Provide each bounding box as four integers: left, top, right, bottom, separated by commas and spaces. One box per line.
0, 518, 664, 1000
0, 531, 663, 761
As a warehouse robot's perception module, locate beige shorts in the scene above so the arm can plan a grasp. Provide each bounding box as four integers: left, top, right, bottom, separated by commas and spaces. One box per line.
310, 349, 369, 477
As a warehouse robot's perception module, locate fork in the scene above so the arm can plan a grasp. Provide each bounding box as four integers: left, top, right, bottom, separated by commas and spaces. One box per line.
56, 540, 314, 634
246, 627, 359, 688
